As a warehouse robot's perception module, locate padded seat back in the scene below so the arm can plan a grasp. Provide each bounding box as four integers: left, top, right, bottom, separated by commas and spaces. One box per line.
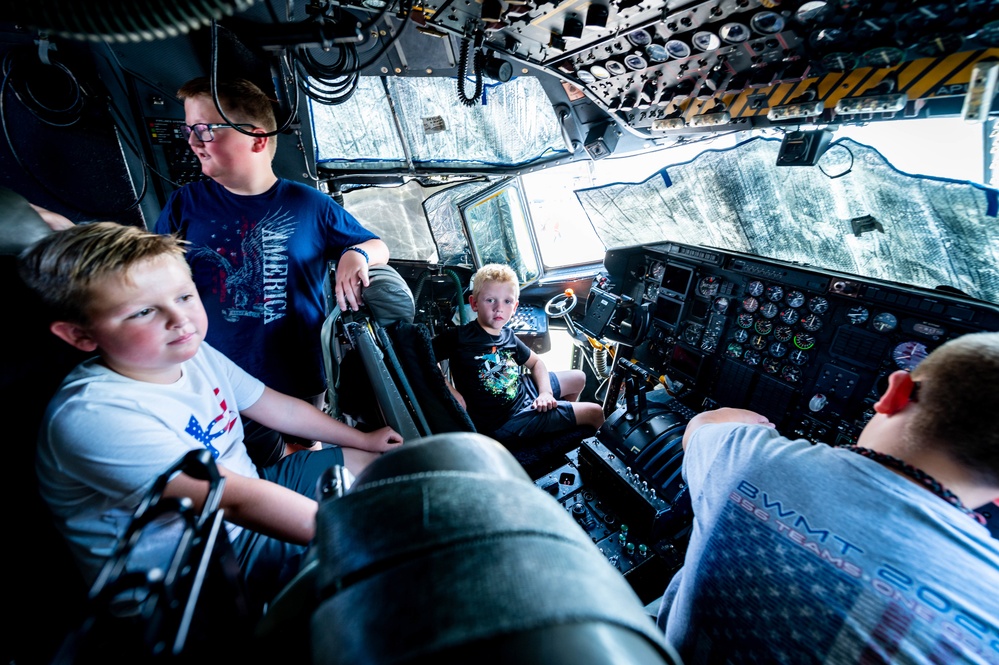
312, 433, 680, 665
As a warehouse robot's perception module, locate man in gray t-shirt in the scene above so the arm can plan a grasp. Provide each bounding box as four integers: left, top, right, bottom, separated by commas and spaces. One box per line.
658, 332, 999, 664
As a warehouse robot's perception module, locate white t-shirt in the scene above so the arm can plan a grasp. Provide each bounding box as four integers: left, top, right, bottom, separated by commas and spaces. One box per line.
37, 343, 265, 584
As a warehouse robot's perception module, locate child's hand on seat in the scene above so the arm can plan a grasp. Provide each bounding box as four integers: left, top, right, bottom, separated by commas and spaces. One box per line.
532, 391, 557, 412
362, 426, 405, 452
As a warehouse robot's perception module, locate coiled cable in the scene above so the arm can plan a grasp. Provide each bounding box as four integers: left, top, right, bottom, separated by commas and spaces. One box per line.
456, 38, 483, 107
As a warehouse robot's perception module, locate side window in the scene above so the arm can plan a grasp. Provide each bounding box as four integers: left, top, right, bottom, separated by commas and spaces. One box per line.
459, 179, 541, 286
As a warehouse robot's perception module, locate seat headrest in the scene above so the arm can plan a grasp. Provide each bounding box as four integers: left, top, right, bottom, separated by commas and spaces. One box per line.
0, 188, 54, 256
360, 265, 415, 325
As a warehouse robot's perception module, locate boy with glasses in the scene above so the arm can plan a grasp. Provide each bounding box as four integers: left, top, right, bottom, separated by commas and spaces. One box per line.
156, 77, 389, 467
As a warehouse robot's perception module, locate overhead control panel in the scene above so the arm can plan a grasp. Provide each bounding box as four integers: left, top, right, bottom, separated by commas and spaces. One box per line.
332, 0, 999, 138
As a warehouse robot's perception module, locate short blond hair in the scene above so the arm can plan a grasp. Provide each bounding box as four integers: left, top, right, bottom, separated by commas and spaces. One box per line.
18, 222, 188, 323
471, 263, 519, 299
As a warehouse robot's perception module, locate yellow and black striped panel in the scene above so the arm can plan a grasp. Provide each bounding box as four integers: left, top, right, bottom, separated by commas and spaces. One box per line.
707, 48, 999, 122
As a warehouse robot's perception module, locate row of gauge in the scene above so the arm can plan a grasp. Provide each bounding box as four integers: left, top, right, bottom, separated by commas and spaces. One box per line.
691, 276, 913, 383
571, 13, 786, 85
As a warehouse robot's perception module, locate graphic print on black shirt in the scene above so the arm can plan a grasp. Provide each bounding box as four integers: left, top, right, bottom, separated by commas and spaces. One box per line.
476, 345, 520, 400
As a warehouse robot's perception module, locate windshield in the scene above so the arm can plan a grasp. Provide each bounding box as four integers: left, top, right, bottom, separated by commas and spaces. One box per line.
573, 135, 999, 303
311, 76, 569, 171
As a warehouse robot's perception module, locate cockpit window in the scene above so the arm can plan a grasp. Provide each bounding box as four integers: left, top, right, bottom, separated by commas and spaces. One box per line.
576, 137, 999, 303
311, 76, 569, 170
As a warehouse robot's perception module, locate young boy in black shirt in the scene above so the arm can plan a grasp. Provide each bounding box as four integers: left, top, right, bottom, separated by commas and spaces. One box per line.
432, 264, 604, 442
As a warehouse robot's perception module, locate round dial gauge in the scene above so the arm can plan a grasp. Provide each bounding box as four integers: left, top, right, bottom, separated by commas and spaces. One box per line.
763, 358, 781, 374
701, 336, 719, 353
851, 16, 892, 41
759, 302, 778, 319
872, 312, 898, 333
725, 342, 743, 358
720, 22, 751, 43
697, 276, 721, 297
746, 280, 765, 297
733, 328, 749, 343
794, 333, 816, 350
911, 33, 963, 58
847, 306, 869, 325
765, 285, 785, 302
769, 341, 788, 358
779, 308, 799, 325
785, 290, 806, 308
788, 349, 809, 366
713, 297, 730, 313
577, 70, 596, 84
820, 52, 857, 72
743, 349, 762, 366
808, 296, 829, 315
605, 60, 626, 76
754, 319, 774, 335
737, 313, 755, 329
862, 46, 905, 68
892, 341, 929, 371
800, 314, 823, 332
750, 11, 785, 35
781, 365, 802, 383
665, 39, 692, 59
683, 324, 702, 345
749, 334, 768, 351
977, 20, 999, 47
624, 54, 647, 71
795, 1, 830, 24
590, 66, 610, 79
646, 44, 669, 63
774, 326, 793, 342
692, 31, 721, 51
627, 29, 652, 46
809, 27, 848, 50
742, 296, 760, 313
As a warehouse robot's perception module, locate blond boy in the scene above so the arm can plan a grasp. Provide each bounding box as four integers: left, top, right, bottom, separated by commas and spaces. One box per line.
432, 263, 604, 443
19, 222, 401, 606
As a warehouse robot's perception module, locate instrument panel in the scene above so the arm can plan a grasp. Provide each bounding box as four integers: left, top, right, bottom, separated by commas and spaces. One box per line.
537, 241, 998, 602
604, 241, 999, 446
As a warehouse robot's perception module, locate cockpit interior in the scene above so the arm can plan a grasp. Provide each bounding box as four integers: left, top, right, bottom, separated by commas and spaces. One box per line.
3, 1, 999, 663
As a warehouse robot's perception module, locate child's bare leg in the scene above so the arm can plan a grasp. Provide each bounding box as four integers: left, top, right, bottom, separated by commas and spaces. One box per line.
551, 369, 587, 401
570, 401, 605, 429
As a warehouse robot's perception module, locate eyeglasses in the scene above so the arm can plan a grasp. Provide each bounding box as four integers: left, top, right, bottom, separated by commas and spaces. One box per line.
181, 123, 255, 142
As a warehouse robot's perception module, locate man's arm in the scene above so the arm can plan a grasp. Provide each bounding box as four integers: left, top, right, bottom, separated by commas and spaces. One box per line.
681, 407, 775, 451
523, 351, 558, 412
164, 467, 317, 544
241, 386, 403, 453
335, 238, 390, 312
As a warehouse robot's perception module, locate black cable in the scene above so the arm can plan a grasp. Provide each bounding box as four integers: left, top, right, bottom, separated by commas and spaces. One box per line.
299, 2, 412, 86
1, 47, 85, 127
456, 38, 484, 107
817, 141, 854, 179
294, 41, 359, 105
1, 48, 145, 216
209, 20, 300, 138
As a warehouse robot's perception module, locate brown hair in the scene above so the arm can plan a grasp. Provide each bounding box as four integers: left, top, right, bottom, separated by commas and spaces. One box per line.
471, 263, 519, 299
178, 77, 278, 151
908, 332, 999, 481
17, 222, 188, 323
